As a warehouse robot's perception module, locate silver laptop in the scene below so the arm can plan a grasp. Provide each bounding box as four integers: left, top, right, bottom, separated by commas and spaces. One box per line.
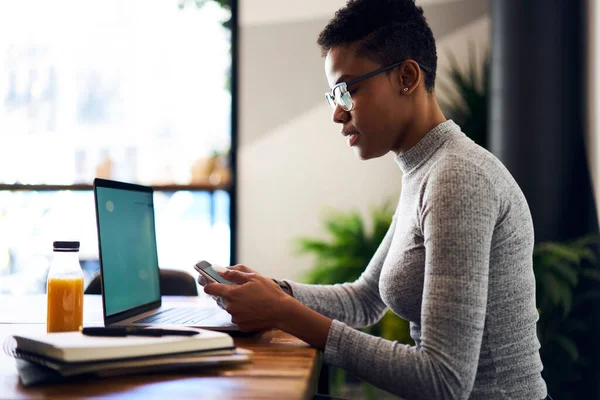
93, 178, 238, 331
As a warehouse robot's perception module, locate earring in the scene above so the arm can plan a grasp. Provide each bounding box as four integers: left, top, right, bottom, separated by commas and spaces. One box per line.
403, 87, 409, 92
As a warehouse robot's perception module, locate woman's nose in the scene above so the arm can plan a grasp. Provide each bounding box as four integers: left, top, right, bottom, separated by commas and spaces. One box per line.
332, 104, 349, 124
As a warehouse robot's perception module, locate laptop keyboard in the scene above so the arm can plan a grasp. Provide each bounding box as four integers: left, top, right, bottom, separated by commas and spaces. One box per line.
133, 307, 219, 325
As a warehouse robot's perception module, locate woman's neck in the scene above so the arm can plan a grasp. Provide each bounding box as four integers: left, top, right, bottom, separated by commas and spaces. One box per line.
393, 94, 446, 157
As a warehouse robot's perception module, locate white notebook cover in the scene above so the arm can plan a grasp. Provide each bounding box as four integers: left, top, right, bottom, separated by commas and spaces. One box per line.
11, 327, 234, 363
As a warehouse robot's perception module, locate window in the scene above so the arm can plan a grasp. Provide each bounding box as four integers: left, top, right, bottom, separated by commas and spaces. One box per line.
0, 0, 235, 294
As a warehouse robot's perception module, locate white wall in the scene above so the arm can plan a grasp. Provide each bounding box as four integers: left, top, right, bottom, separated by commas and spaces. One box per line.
587, 0, 600, 226
237, 0, 491, 280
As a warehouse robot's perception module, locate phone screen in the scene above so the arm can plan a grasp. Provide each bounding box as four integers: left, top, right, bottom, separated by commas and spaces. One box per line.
195, 261, 236, 285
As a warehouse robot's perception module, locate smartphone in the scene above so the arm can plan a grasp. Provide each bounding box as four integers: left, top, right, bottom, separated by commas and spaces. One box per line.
194, 260, 237, 285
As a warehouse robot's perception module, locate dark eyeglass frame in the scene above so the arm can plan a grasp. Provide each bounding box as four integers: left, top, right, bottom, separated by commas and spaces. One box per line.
325, 60, 432, 111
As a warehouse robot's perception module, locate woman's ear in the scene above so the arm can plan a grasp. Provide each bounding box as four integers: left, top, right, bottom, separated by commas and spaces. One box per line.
398, 60, 421, 95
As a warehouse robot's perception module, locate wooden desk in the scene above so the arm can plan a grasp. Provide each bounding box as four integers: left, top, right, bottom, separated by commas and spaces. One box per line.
0, 295, 323, 400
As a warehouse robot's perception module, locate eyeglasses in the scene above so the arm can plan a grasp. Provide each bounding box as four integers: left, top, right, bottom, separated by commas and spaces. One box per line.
325, 60, 432, 111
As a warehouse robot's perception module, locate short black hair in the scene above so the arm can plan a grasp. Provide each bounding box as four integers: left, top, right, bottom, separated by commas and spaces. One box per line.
317, 0, 437, 92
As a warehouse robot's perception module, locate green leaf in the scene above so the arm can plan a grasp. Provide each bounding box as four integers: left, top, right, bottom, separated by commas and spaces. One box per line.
379, 311, 414, 345
534, 242, 583, 264
323, 211, 363, 237
547, 262, 579, 288
533, 234, 600, 395
295, 239, 332, 255
545, 274, 568, 307
560, 288, 573, 318
331, 368, 347, 396
440, 47, 489, 149
296, 202, 394, 283
552, 334, 579, 361
569, 234, 600, 249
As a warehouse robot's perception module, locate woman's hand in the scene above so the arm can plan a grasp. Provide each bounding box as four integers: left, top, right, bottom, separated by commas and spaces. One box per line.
202, 265, 291, 332
197, 264, 257, 286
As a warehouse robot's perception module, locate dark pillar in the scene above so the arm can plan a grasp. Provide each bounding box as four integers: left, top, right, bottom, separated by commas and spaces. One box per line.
490, 0, 598, 243
490, 1, 600, 399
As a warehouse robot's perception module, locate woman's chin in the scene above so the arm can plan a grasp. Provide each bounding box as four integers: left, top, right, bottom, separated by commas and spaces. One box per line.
353, 145, 368, 160
354, 146, 383, 161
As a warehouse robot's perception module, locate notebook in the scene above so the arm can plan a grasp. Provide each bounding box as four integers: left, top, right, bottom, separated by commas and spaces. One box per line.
93, 178, 239, 331
8, 328, 233, 363
3, 332, 252, 386
7, 347, 251, 377
63, 349, 251, 377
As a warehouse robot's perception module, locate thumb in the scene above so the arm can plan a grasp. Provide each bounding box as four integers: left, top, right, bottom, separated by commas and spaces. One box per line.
220, 269, 253, 284
203, 282, 231, 297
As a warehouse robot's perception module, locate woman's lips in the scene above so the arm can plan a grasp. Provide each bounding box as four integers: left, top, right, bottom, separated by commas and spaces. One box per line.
347, 133, 359, 147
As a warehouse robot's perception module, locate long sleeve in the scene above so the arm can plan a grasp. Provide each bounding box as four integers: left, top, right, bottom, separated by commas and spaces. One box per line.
284, 215, 397, 328
322, 157, 499, 400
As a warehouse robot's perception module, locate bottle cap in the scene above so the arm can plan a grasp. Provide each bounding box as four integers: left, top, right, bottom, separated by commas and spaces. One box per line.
53, 241, 80, 252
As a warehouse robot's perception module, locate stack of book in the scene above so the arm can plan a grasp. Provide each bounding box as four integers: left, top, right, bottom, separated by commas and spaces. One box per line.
3, 327, 252, 386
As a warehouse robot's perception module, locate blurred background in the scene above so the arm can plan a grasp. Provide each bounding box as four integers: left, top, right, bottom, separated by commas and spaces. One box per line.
2, 0, 600, 399
0, 0, 233, 293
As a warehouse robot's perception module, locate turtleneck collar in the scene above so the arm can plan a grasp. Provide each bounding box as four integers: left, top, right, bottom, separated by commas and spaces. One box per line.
393, 120, 462, 174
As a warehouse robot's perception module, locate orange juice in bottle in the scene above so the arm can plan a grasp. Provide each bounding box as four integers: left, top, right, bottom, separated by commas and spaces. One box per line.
47, 241, 84, 332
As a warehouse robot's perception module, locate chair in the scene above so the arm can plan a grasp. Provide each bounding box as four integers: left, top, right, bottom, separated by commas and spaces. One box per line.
85, 269, 199, 296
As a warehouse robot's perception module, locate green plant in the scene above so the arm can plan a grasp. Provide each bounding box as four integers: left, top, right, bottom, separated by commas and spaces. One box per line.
438, 46, 490, 150
298, 205, 393, 286
296, 203, 411, 399
533, 235, 600, 399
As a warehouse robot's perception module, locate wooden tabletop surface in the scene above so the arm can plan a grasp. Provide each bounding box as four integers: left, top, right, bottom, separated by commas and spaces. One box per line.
0, 295, 323, 400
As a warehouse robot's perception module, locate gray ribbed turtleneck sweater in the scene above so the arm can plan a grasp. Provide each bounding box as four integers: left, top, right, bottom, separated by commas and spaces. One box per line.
286, 120, 547, 399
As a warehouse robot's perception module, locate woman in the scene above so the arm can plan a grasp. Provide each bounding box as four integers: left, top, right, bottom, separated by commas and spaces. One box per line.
203, 0, 548, 398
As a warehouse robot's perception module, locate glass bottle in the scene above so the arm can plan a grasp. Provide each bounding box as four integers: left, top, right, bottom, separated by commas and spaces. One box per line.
46, 241, 84, 332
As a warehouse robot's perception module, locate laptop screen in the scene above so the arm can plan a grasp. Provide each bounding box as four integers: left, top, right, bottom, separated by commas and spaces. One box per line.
95, 184, 160, 317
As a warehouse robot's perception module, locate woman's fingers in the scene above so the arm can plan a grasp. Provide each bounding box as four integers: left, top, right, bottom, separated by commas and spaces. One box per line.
219, 269, 254, 284
227, 264, 255, 274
